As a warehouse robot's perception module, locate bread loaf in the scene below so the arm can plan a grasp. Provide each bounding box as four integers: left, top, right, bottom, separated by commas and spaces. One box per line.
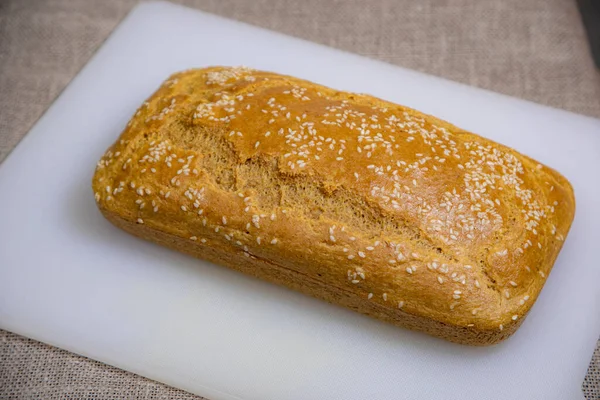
92, 66, 575, 345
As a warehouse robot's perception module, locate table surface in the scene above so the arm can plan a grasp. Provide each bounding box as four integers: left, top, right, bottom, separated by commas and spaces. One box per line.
0, 0, 598, 399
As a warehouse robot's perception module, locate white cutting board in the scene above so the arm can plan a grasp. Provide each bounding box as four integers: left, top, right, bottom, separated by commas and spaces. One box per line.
1, 2, 599, 399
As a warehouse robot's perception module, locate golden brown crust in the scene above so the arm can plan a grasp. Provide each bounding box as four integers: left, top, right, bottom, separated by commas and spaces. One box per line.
92, 66, 575, 345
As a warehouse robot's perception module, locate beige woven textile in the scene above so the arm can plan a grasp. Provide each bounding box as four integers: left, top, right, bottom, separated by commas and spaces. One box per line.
0, 0, 598, 398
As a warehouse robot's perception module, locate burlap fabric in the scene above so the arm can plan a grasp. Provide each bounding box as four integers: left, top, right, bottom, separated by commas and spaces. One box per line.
0, 0, 598, 398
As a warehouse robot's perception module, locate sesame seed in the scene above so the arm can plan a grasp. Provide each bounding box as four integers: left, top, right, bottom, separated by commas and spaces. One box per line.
499, 324, 504, 331
222, 216, 227, 225
437, 276, 444, 284
270, 238, 278, 244
512, 315, 518, 321
200, 238, 207, 243
256, 237, 261, 244
190, 236, 197, 241
358, 251, 366, 258
383, 293, 388, 301
509, 281, 517, 287
366, 246, 374, 251
348, 255, 355, 260
137, 218, 144, 224
368, 293, 373, 299
181, 206, 187, 211
388, 259, 396, 264
406, 267, 413, 274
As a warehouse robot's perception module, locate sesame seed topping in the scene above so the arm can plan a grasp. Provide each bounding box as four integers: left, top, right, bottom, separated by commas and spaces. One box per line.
512, 315, 518, 321
383, 293, 388, 301
270, 238, 278, 244
368, 293, 373, 299
398, 301, 404, 309
137, 218, 144, 224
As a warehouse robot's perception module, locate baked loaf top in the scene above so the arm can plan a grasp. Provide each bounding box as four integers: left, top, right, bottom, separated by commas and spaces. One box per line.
93, 66, 575, 342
